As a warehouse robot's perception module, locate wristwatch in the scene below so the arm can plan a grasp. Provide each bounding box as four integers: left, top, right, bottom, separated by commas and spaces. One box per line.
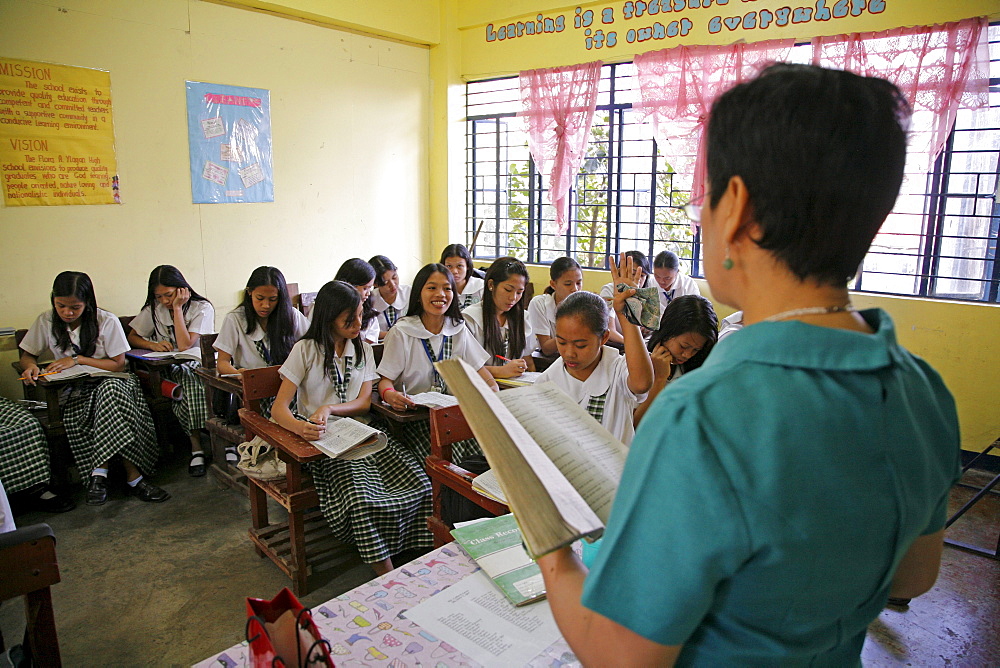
71, 354, 79, 364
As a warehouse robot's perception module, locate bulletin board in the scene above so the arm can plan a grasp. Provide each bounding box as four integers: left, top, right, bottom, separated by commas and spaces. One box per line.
185, 81, 273, 204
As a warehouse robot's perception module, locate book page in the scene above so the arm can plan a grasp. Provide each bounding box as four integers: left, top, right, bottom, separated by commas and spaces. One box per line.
310, 417, 387, 460
408, 391, 459, 408
42, 364, 105, 381
499, 383, 626, 523
472, 469, 508, 504
435, 359, 603, 558
141, 346, 201, 362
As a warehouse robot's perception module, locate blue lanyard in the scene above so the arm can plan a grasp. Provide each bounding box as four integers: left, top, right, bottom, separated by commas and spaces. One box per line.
420, 336, 449, 389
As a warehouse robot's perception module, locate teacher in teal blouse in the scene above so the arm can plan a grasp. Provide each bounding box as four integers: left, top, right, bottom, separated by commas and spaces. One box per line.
536, 64, 961, 666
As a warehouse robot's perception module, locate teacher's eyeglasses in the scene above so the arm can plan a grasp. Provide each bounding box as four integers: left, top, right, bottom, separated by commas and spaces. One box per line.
666, 193, 704, 228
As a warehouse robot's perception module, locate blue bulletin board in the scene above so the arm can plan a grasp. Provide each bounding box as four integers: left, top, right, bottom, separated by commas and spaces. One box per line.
185, 81, 273, 204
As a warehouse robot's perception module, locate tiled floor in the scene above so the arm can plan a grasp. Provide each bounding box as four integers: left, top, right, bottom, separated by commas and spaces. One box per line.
2, 457, 998, 665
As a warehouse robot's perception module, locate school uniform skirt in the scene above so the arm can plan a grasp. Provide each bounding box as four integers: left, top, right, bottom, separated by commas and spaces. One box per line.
0, 398, 50, 494
63, 376, 158, 476
161, 361, 210, 433
392, 419, 482, 464
309, 417, 433, 564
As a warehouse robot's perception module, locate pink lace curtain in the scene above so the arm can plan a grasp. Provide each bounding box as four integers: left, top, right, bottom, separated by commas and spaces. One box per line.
813, 17, 989, 176
633, 40, 796, 201
519, 60, 603, 234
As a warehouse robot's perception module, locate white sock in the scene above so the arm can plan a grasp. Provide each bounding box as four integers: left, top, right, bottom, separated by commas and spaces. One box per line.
92, 467, 109, 478
127, 475, 143, 487
190, 451, 205, 464
39, 490, 57, 500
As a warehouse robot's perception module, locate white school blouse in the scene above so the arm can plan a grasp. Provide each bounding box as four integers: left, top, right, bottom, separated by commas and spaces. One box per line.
129, 300, 215, 344
457, 276, 484, 309
21, 309, 129, 361
537, 346, 647, 446
526, 292, 559, 339
372, 285, 411, 332
377, 315, 490, 394
361, 317, 380, 345
718, 311, 744, 342
461, 303, 537, 359
214, 309, 310, 369
279, 339, 378, 416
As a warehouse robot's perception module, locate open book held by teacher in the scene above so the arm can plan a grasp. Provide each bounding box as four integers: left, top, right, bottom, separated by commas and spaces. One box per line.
435, 358, 628, 559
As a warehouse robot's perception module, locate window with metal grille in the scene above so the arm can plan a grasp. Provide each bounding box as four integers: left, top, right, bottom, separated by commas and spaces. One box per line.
465, 25, 1000, 303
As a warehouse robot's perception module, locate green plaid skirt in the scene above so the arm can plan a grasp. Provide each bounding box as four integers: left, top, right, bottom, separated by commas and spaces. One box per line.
0, 398, 50, 493
63, 375, 159, 476
308, 416, 433, 563
161, 361, 210, 433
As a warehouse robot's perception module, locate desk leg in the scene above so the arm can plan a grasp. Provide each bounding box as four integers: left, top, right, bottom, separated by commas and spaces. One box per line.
286, 461, 308, 596
24, 588, 62, 668
248, 481, 268, 558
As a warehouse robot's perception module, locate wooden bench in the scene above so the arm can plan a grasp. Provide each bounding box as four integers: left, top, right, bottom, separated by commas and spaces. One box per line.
426, 405, 507, 547
238, 366, 357, 595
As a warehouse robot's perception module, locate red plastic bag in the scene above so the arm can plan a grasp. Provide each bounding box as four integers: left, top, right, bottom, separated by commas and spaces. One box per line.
246, 588, 334, 667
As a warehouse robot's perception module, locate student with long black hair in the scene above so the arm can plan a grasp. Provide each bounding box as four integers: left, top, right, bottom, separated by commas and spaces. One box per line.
526, 256, 584, 356
334, 258, 380, 344
271, 280, 432, 575
368, 254, 410, 340
440, 243, 484, 309
127, 265, 215, 477
462, 257, 536, 379
20, 271, 167, 505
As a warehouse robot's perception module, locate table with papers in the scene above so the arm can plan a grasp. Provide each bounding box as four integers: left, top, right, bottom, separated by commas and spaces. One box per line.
196, 542, 579, 667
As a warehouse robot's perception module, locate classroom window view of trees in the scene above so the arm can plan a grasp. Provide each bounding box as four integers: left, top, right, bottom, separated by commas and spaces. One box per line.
465, 26, 1000, 303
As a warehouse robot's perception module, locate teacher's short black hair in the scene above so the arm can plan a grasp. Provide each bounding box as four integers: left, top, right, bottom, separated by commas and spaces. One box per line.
706, 63, 909, 286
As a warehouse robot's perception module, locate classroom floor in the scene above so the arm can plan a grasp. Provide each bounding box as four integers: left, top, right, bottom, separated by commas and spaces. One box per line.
2, 455, 998, 666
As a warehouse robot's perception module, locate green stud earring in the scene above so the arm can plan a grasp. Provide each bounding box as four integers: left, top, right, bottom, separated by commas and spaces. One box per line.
723, 256, 734, 270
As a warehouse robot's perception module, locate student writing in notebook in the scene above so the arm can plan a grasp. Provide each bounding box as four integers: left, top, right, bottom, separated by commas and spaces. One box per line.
536, 64, 961, 666
127, 265, 215, 477
271, 280, 431, 575
20, 271, 167, 505
461, 257, 537, 379
535, 255, 653, 446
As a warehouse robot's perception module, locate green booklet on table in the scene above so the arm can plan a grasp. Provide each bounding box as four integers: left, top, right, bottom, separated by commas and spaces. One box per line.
450, 514, 546, 607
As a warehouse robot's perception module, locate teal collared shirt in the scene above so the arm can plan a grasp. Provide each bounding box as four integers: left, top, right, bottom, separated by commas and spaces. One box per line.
582, 309, 960, 666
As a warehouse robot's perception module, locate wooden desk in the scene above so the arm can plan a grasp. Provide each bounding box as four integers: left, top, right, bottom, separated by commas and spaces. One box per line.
195, 541, 578, 667
238, 408, 357, 596
194, 368, 247, 493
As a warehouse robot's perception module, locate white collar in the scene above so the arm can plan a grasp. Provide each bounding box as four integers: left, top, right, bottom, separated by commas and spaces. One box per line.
461, 275, 484, 295
395, 314, 465, 339
372, 289, 406, 311
556, 345, 618, 397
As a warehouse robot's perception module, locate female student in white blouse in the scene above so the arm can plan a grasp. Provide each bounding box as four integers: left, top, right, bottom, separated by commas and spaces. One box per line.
634, 295, 718, 425
377, 263, 498, 461
127, 265, 215, 477
440, 244, 484, 309
334, 258, 380, 345
20, 271, 167, 505
215, 266, 309, 375
271, 280, 431, 575
368, 255, 410, 340
536, 255, 653, 446
462, 257, 537, 379
526, 256, 584, 356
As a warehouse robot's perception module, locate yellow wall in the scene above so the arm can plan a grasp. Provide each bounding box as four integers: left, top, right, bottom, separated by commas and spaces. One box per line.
214, 0, 442, 45
0, 0, 432, 399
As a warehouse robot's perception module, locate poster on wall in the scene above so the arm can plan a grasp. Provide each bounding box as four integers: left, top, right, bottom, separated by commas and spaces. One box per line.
185, 81, 273, 204
0, 58, 119, 206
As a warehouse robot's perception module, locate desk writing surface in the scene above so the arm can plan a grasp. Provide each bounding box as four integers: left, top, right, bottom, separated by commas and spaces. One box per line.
195, 542, 579, 667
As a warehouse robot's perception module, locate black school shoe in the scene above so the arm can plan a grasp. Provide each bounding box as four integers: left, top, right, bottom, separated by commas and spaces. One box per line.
131, 479, 170, 503
86, 475, 108, 506
33, 491, 76, 514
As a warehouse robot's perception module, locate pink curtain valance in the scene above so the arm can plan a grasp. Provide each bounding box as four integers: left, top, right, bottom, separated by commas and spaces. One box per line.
519, 60, 603, 234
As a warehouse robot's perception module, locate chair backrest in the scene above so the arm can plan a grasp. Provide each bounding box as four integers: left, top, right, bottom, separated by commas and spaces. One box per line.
240, 365, 283, 413
199, 333, 218, 369
0, 523, 60, 600
14, 328, 27, 348
299, 292, 318, 317
371, 343, 384, 366
119, 315, 135, 333
429, 405, 474, 462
